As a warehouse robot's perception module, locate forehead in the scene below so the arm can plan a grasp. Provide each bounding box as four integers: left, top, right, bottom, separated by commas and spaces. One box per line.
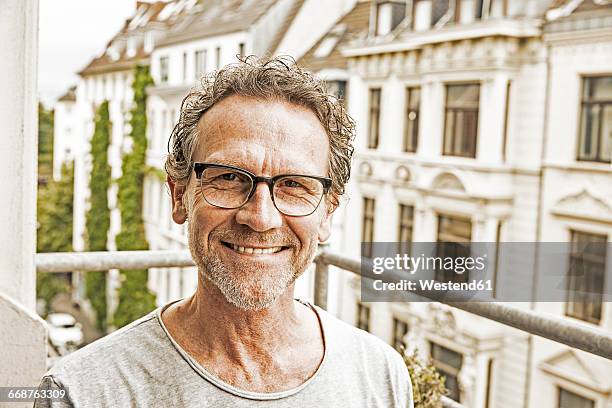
193, 95, 329, 175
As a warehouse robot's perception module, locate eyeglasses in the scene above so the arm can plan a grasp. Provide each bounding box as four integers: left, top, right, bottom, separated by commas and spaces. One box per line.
193, 162, 332, 217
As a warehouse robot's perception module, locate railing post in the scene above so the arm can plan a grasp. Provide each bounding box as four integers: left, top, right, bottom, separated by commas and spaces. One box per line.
314, 244, 330, 310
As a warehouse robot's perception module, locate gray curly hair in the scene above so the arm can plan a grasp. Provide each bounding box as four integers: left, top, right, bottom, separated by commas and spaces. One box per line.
164, 55, 355, 208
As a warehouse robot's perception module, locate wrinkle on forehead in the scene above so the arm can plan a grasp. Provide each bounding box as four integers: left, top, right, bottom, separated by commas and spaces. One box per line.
193, 95, 329, 177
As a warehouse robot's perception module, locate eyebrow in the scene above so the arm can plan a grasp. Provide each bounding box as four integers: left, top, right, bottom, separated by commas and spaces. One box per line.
201, 159, 315, 176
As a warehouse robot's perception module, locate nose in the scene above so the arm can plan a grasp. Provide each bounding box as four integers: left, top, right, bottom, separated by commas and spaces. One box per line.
235, 182, 283, 232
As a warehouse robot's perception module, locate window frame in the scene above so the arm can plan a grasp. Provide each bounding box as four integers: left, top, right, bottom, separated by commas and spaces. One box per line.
392, 317, 409, 352
398, 204, 414, 255
557, 386, 595, 408
565, 230, 607, 325
368, 88, 382, 149
430, 341, 463, 402
404, 86, 420, 153
443, 82, 480, 158
356, 302, 370, 332
576, 75, 612, 163
159, 56, 169, 83
435, 214, 472, 283
362, 197, 376, 258
194, 49, 207, 79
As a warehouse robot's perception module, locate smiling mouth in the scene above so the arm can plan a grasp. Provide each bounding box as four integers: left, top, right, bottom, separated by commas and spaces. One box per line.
221, 241, 286, 255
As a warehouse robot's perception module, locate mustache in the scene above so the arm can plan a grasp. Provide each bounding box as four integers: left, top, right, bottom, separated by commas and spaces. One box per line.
210, 225, 299, 247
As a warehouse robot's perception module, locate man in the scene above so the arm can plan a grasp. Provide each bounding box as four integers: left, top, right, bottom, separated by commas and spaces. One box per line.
36, 57, 413, 407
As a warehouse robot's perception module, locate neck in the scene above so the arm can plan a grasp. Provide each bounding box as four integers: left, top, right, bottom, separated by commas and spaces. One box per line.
171, 278, 309, 360
161, 275, 325, 392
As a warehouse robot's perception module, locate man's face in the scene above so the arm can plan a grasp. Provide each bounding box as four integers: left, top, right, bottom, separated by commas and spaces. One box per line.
171, 95, 333, 310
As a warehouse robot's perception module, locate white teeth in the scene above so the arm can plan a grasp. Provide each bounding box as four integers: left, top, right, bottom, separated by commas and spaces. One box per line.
231, 244, 282, 254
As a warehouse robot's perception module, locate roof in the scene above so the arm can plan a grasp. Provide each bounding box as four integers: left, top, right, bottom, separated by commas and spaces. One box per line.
79, 1, 194, 77
298, 1, 371, 73
156, 0, 279, 47
264, 0, 306, 57
58, 86, 76, 102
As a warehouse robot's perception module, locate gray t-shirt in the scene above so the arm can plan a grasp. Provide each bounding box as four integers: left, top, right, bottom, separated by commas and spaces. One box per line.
35, 300, 413, 407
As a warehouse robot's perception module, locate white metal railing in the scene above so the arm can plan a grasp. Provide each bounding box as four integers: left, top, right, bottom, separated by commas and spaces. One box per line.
36, 250, 612, 407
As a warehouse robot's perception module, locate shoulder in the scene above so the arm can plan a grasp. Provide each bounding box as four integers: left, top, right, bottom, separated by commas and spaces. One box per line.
315, 306, 409, 375
46, 310, 162, 381
316, 306, 399, 356
314, 306, 413, 407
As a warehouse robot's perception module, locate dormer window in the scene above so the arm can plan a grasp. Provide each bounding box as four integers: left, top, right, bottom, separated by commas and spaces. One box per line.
159, 56, 169, 83
412, 0, 429, 30
408, 0, 453, 31
144, 31, 154, 53
127, 37, 137, 58
375, 1, 407, 36
454, 0, 490, 24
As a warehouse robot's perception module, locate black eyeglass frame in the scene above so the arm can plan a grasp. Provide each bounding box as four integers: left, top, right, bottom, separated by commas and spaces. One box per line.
193, 162, 332, 216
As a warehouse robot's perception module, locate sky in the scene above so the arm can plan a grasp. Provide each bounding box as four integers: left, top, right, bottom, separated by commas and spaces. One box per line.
38, 0, 139, 107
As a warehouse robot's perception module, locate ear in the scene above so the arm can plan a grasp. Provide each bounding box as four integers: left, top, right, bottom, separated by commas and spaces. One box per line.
167, 176, 187, 224
317, 207, 334, 243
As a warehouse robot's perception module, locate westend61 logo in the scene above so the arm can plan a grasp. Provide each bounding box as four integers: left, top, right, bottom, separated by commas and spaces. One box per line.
371, 253, 487, 275
360, 241, 612, 303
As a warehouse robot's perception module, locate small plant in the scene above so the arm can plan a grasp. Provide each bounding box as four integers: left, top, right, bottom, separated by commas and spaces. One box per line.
402, 348, 448, 408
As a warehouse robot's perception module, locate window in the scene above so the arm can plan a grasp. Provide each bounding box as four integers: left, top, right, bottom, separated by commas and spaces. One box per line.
430, 342, 463, 402
326, 80, 347, 101
566, 231, 607, 324
558, 388, 594, 408
443, 83, 480, 158
159, 56, 169, 83
454, 0, 489, 23
404, 87, 420, 152
577, 76, 612, 163
368, 88, 381, 149
436, 214, 472, 283
392, 318, 409, 352
194, 49, 206, 79
356, 303, 370, 331
215, 46, 221, 69
398, 204, 414, 255
362, 198, 376, 258
431, 0, 450, 26
182, 52, 188, 81
375, 1, 407, 35
239, 42, 245, 57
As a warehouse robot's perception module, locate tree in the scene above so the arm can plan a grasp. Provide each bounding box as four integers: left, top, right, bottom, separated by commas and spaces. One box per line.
36, 161, 74, 317
38, 103, 54, 185
113, 65, 156, 328
85, 101, 111, 331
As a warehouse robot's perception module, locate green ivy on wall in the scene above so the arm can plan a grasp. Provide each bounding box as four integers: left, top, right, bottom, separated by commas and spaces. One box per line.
113, 65, 156, 328
85, 101, 111, 331
37, 160, 74, 317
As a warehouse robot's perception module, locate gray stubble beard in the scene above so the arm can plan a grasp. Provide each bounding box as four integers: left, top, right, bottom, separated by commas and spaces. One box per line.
188, 223, 317, 311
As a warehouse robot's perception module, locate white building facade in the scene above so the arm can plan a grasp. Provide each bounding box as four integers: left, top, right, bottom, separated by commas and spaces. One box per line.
53, 86, 77, 180
529, 2, 612, 407
335, 0, 611, 407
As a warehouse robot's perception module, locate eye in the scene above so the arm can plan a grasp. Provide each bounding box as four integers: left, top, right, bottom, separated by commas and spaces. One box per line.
220, 173, 237, 181
282, 179, 302, 188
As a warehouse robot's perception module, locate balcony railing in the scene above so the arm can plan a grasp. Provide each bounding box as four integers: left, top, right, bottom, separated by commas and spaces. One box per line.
36, 250, 612, 408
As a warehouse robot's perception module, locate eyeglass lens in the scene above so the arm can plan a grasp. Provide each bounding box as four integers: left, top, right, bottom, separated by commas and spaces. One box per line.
199, 166, 325, 216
